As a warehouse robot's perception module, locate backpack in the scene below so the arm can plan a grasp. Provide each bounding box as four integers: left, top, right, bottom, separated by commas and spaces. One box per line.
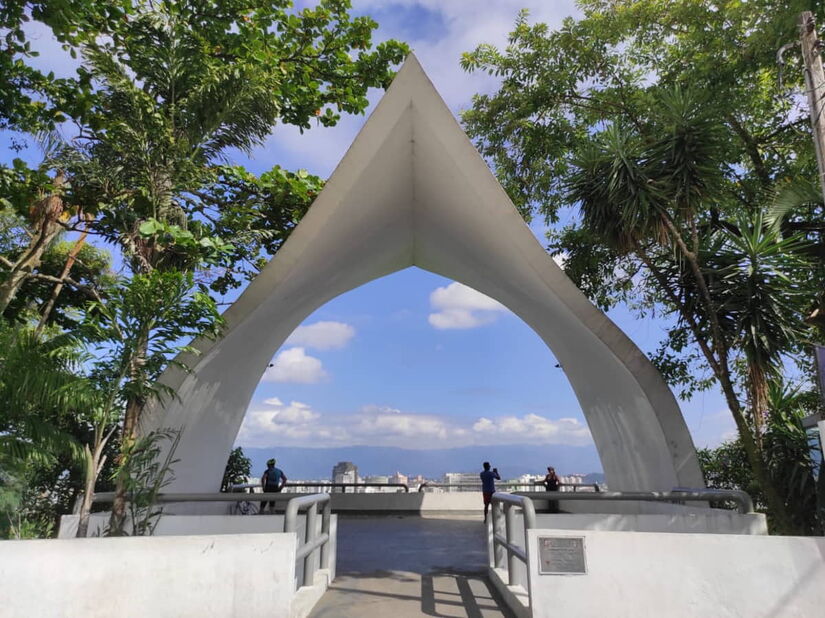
264, 467, 282, 488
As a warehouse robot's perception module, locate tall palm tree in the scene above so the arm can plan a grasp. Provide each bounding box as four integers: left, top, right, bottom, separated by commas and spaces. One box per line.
566, 87, 813, 532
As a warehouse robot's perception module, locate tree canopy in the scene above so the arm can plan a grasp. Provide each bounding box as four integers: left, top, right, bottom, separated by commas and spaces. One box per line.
0, 0, 407, 538
462, 0, 825, 533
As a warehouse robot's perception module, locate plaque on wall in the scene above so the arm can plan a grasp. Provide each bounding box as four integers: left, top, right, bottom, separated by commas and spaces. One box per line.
537, 536, 587, 575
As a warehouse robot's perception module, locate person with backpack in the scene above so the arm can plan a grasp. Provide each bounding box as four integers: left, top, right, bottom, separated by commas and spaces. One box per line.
260, 458, 287, 514
543, 466, 560, 513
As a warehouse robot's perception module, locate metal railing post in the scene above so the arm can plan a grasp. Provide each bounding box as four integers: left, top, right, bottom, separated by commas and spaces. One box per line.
489, 493, 536, 594
303, 502, 319, 587
320, 499, 331, 570
505, 503, 519, 587
493, 501, 506, 569
520, 495, 535, 601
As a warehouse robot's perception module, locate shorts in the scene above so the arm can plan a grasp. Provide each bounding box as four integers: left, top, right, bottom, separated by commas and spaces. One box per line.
483, 492, 494, 505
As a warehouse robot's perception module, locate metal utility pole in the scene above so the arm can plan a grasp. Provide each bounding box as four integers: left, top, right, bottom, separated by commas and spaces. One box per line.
799, 11, 825, 203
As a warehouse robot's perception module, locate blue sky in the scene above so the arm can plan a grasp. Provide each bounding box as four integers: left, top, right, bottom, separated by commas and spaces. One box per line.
2, 1, 736, 467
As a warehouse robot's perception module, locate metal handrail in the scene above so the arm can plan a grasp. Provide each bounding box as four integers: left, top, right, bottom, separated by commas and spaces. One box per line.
558, 482, 602, 493
490, 493, 535, 595
230, 482, 410, 493
284, 494, 332, 588
417, 481, 601, 492
513, 489, 754, 514
418, 482, 525, 492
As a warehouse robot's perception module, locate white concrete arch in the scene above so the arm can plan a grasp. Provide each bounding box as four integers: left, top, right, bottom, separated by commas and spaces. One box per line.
144, 54, 704, 492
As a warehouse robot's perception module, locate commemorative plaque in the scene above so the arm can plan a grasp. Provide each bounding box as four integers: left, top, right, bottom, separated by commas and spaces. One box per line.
537, 536, 587, 575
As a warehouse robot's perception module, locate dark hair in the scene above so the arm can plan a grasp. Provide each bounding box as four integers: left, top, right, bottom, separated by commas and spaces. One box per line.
483, 461, 491, 470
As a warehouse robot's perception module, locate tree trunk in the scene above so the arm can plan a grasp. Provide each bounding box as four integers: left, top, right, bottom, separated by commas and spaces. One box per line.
0, 172, 67, 316
76, 438, 108, 538
636, 241, 795, 532
35, 222, 88, 336
716, 373, 795, 534
108, 376, 146, 534
0, 267, 34, 315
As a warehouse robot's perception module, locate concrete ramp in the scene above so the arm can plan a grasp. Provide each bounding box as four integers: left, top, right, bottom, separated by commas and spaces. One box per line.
310, 515, 514, 617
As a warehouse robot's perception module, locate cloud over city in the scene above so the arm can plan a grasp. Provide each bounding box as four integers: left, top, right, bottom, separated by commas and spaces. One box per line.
428, 282, 509, 330
238, 398, 592, 449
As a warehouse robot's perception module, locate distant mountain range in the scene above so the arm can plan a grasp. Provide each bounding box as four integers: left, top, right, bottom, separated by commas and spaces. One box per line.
240, 444, 603, 481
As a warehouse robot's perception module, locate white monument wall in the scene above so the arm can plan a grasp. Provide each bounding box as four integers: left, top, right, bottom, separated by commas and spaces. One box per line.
526, 529, 825, 618
0, 533, 298, 618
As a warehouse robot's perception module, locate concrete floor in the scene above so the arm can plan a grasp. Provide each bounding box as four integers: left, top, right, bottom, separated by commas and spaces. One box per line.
309, 515, 515, 618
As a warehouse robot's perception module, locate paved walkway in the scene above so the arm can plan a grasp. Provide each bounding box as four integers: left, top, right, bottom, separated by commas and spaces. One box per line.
309, 515, 514, 618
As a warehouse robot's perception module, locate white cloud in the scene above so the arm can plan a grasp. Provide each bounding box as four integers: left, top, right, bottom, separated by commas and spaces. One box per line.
354, 405, 450, 441
472, 414, 592, 446
263, 347, 327, 383
286, 321, 356, 350
275, 401, 321, 424
238, 398, 592, 449
428, 282, 508, 329
238, 399, 327, 447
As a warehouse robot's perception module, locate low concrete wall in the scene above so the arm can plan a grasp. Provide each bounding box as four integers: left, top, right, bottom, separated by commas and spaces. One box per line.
552, 498, 726, 515
534, 512, 767, 535
526, 529, 825, 618
58, 513, 289, 538
59, 514, 338, 591
0, 533, 297, 617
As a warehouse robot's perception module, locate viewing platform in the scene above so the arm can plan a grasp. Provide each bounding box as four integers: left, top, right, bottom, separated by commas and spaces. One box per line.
28, 488, 824, 617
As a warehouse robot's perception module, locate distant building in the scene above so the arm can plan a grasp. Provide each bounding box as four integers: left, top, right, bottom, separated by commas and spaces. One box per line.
513, 474, 542, 492
443, 472, 479, 492
363, 475, 390, 493
389, 471, 408, 488
558, 473, 603, 492
332, 461, 358, 492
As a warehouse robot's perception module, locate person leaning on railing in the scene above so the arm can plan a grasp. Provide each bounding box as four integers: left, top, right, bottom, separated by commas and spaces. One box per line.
260, 458, 288, 514
543, 466, 560, 513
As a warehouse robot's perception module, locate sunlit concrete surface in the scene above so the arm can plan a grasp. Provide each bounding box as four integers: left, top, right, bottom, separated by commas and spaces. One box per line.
525, 529, 825, 618
0, 533, 298, 618
144, 53, 704, 494
309, 515, 515, 618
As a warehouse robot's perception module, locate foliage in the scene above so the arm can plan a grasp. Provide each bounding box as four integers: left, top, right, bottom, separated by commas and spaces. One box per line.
0, 462, 55, 539
462, 1, 820, 218
43, 0, 407, 282
221, 447, 252, 492
0, 323, 86, 466
699, 382, 824, 534
105, 429, 181, 537
462, 0, 825, 533
0, 322, 104, 538
81, 270, 223, 407
3, 239, 113, 328
0, 0, 408, 537
0, 1, 131, 132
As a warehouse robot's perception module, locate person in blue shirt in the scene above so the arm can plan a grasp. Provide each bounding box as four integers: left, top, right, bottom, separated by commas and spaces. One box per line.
480, 461, 501, 523
260, 458, 287, 514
